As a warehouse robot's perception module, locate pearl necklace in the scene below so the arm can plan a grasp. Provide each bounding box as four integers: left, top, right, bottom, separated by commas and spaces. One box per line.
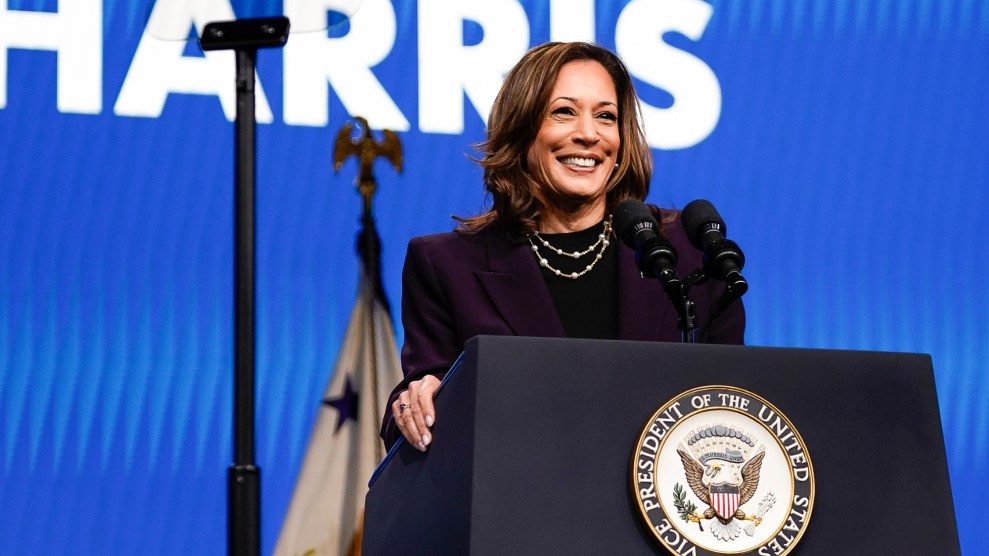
527, 216, 613, 280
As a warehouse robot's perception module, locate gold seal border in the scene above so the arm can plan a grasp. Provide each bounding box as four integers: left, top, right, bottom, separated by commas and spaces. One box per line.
629, 385, 816, 556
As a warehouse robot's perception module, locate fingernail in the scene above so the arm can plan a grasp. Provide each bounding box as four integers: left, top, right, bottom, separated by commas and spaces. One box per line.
422, 434, 431, 446
425, 415, 434, 427
417, 442, 427, 452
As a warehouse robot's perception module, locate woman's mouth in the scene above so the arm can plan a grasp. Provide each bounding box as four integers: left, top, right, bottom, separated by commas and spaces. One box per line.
558, 156, 599, 169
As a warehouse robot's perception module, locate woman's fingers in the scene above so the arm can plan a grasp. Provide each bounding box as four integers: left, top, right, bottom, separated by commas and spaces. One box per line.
394, 375, 442, 452
416, 375, 441, 429
407, 381, 431, 448
394, 391, 425, 451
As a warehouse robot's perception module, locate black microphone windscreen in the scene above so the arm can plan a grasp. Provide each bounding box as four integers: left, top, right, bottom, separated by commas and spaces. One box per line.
613, 199, 658, 247
681, 199, 725, 247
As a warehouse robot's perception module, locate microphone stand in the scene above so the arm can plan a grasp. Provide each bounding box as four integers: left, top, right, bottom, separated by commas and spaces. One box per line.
200, 17, 289, 556
682, 268, 746, 342
678, 293, 697, 344
657, 271, 694, 343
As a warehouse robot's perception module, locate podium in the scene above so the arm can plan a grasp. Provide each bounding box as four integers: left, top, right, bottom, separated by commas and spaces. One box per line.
364, 336, 959, 555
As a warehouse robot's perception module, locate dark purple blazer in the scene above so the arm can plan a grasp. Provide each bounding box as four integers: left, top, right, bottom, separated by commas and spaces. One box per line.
380, 219, 745, 447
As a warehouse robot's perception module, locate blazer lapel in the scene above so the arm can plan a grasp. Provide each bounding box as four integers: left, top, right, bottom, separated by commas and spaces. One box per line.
617, 243, 669, 341
474, 230, 566, 338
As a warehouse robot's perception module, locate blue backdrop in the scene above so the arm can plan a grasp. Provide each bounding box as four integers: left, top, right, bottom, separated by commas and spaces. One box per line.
2, 1, 986, 554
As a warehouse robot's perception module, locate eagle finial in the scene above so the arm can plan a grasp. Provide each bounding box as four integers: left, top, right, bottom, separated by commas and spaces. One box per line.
332, 116, 403, 218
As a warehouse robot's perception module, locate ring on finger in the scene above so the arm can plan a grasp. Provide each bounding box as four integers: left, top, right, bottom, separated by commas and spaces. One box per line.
399, 403, 410, 415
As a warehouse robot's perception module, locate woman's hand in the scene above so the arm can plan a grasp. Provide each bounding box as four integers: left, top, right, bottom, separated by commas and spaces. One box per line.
392, 374, 441, 452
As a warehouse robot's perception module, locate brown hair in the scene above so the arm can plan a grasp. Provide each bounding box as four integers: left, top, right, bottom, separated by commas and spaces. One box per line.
457, 42, 653, 236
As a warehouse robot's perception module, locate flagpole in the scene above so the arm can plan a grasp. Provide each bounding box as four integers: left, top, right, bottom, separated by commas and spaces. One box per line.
273, 117, 404, 556
359, 209, 385, 462
333, 117, 403, 462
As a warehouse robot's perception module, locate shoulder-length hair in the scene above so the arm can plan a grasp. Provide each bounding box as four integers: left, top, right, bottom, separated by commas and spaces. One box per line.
457, 42, 653, 236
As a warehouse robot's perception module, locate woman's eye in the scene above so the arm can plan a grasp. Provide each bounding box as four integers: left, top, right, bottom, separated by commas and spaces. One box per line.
598, 111, 618, 121
552, 107, 576, 116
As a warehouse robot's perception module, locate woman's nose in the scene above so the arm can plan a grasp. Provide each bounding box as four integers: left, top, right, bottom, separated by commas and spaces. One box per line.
572, 114, 600, 144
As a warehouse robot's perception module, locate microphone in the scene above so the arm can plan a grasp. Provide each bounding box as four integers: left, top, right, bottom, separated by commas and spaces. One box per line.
613, 199, 681, 294
681, 199, 747, 297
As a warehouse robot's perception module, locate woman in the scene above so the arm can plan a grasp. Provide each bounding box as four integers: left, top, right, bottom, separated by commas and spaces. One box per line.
381, 42, 744, 451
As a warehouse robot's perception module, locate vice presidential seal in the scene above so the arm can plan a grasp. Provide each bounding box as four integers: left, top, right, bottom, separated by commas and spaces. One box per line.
631, 386, 814, 556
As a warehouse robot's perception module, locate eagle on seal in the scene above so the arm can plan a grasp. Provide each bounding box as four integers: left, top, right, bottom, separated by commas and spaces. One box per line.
677, 447, 766, 541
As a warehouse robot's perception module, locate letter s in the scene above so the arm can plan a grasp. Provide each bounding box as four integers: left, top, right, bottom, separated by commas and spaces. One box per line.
615, 0, 721, 150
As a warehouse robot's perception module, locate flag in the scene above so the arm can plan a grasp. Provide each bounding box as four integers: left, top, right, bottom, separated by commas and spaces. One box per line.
275, 217, 402, 556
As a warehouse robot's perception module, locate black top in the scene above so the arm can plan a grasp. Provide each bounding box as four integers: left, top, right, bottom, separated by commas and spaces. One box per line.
534, 220, 619, 339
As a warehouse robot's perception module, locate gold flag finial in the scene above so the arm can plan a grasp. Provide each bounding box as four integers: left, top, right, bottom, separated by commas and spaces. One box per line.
333, 116, 403, 216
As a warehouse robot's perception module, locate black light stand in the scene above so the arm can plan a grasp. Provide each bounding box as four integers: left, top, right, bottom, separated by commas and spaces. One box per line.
199, 16, 289, 556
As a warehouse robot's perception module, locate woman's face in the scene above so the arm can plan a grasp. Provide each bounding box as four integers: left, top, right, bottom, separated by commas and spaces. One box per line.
527, 60, 620, 215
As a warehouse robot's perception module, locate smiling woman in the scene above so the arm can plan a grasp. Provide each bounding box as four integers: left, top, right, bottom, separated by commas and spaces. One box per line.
526, 60, 620, 232
460, 41, 653, 238
379, 42, 746, 452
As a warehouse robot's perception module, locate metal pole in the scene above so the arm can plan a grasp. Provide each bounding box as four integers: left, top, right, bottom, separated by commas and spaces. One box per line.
229, 47, 260, 556
198, 17, 288, 556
